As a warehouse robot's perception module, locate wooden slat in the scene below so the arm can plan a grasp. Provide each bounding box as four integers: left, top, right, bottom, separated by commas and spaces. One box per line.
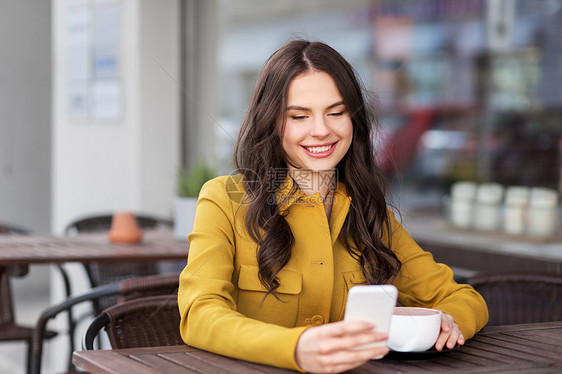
73, 350, 161, 374
452, 362, 560, 374
479, 333, 562, 357
498, 331, 562, 352
186, 350, 295, 374
376, 361, 555, 373
346, 362, 390, 374
475, 334, 561, 359
239, 359, 300, 374
481, 322, 562, 333
431, 355, 480, 368
444, 349, 503, 366
471, 335, 558, 360
448, 345, 523, 364
375, 357, 470, 373
500, 365, 562, 374
366, 359, 423, 374
129, 353, 200, 374
508, 329, 562, 345
163, 352, 234, 374
404, 360, 461, 371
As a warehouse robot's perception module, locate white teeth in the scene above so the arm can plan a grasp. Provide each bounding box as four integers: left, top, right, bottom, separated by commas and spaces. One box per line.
305, 144, 332, 153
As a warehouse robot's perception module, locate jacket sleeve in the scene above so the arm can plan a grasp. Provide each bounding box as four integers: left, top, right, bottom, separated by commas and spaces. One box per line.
177, 178, 308, 371
389, 211, 489, 339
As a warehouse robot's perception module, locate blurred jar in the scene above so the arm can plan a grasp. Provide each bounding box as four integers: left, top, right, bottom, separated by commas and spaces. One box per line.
503, 186, 529, 235
449, 181, 477, 228
526, 188, 559, 237
473, 183, 503, 231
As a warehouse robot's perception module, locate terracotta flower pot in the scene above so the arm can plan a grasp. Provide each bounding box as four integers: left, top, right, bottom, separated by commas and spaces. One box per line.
108, 212, 143, 243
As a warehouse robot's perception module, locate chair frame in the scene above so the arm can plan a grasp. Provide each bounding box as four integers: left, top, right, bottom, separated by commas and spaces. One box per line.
0, 222, 56, 374
31, 272, 180, 374
0, 221, 30, 235
30, 283, 120, 374
1, 267, 56, 374
82, 294, 182, 351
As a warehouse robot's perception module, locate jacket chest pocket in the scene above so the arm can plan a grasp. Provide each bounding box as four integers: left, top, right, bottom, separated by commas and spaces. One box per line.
334, 270, 368, 321
236, 265, 302, 328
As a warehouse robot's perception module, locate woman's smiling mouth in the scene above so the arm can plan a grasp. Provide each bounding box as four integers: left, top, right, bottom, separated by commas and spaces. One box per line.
301, 141, 338, 157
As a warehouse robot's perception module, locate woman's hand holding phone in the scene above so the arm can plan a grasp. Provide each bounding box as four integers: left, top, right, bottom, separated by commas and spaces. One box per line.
294, 320, 389, 373
295, 285, 397, 373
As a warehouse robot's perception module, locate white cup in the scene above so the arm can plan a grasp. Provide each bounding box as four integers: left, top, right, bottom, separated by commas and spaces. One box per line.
387, 307, 442, 352
529, 187, 558, 209
451, 181, 477, 200
476, 183, 504, 205
503, 186, 529, 235
504, 206, 526, 234
473, 183, 503, 231
505, 186, 530, 206
450, 181, 477, 228
526, 206, 559, 237
473, 203, 501, 231
450, 200, 473, 228
527, 188, 559, 237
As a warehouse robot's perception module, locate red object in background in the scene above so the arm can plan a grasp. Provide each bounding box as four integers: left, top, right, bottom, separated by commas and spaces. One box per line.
377, 109, 435, 175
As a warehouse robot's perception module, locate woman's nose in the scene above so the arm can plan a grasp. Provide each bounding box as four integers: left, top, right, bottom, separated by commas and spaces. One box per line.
310, 116, 331, 137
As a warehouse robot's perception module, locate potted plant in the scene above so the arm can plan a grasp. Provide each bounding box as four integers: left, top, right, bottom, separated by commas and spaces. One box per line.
174, 162, 215, 240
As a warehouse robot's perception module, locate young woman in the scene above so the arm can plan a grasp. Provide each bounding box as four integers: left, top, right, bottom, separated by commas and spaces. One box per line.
178, 40, 488, 373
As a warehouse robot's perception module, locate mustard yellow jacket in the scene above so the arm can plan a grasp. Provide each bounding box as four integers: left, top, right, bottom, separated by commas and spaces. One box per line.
178, 175, 488, 371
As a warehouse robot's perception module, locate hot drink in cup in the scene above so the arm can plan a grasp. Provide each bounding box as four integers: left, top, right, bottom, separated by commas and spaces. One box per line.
388, 307, 442, 352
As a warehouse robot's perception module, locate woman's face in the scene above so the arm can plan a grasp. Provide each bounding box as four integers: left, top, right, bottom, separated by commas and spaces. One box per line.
281, 71, 353, 172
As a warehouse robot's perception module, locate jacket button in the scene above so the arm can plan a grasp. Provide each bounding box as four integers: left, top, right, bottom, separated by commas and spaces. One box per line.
310, 315, 324, 325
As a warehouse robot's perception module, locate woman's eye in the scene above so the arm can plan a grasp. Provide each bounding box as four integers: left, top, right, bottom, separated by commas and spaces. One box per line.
328, 112, 344, 118
291, 115, 307, 121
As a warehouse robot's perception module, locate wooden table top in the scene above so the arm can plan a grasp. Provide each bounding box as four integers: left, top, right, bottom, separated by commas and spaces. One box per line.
0, 229, 189, 265
73, 321, 562, 373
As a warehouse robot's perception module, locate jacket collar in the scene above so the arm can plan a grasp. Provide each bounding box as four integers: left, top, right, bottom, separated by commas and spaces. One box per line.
276, 175, 300, 212
276, 174, 352, 244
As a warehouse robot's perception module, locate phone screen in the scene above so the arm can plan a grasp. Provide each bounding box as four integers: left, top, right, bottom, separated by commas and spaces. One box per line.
343, 285, 398, 354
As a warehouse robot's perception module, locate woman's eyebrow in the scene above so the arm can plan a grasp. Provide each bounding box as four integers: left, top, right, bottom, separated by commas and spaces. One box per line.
326, 101, 345, 110
286, 101, 345, 111
286, 105, 310, 111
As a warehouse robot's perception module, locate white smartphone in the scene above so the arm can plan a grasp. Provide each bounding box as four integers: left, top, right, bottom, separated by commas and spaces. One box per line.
343, 285, 398, 353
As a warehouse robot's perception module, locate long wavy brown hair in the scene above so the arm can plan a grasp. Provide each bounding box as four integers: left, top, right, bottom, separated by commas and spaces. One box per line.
233, 40, 401, 296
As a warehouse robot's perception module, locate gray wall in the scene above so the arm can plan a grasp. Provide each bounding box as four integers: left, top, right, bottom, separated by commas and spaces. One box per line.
0, 0, 51, 233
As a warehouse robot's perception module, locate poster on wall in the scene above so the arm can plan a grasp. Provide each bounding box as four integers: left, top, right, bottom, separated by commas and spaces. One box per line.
66, 0, 122, 121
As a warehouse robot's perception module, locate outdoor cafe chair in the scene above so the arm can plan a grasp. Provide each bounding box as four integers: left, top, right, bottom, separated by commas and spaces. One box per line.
63, 213, 173, 309
82, 294, 182, 351
0, 221, 30, 235
467, 272, 562, 326
0, 222, 56, 374
55, 213, 172, 370
31, 271, 180, 374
